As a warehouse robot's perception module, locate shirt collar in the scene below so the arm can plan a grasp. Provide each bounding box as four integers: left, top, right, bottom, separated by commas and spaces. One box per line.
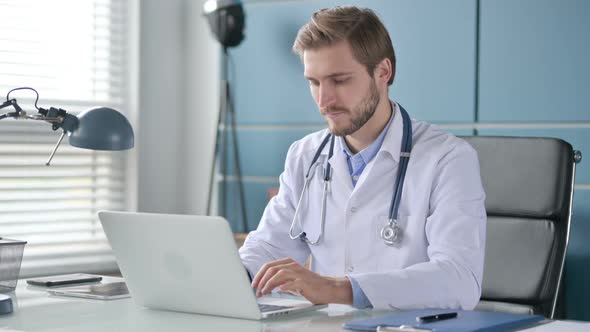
320, 101, 407, 164
340, 105, 395, 164
378, 101, 405, 163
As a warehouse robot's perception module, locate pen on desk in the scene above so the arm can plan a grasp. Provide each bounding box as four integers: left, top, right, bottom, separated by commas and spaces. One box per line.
416, 312, 458, 323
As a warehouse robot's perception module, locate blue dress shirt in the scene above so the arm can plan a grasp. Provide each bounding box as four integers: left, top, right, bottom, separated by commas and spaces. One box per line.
341, 109, 395, 308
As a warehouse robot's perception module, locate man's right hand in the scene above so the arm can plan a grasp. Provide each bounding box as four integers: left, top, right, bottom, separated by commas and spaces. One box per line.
251, 257, 353, 305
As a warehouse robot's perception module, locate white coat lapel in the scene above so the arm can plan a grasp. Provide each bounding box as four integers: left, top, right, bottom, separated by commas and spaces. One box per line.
351, 102, 404, 190
327, 138, 354, 194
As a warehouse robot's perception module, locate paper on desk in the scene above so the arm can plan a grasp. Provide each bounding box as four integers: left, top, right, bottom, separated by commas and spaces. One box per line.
519, 320, 590, 331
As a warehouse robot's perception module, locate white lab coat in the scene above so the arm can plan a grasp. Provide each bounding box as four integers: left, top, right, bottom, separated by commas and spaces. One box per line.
239, 103, 486, 310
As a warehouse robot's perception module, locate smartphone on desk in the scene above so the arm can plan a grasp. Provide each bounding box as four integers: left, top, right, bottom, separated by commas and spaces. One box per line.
27, 273, 103, 287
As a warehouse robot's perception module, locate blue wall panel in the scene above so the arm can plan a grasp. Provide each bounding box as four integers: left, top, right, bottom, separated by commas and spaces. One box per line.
477, 128, 590, 184
479, 0, 590, 122
446, 128, 476, 136
231, 0, 476, 124
230, 1, 328, 124
221, 128, 318, 177
369, 0, 476, 123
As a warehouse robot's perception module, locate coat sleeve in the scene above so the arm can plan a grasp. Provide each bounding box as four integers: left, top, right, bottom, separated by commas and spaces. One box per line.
239, 141, 311, 277
351, 141, 487, 310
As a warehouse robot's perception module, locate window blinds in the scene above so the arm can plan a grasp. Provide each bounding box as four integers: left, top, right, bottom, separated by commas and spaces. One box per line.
0, 0, 132, 277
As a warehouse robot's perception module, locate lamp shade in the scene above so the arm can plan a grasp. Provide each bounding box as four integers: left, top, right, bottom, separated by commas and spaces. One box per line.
68, 107, 134, 150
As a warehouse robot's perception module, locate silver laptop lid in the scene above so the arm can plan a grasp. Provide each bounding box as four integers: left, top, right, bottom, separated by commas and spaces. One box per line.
98, 211, 262, 320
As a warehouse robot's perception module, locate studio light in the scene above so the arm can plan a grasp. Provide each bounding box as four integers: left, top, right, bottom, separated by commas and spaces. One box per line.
203, 0, 245, 49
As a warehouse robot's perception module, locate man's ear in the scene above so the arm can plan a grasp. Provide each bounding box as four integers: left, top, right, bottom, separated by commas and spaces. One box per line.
375, 58, 393, 85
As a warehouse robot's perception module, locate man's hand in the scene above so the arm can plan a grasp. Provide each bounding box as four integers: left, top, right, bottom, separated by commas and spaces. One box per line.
251, 258, 353, 305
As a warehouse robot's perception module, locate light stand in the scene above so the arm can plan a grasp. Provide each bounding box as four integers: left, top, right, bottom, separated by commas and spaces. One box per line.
204, 0, 248, 232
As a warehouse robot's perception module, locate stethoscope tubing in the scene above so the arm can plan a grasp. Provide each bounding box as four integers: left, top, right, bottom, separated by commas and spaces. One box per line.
289, 134, 333, 244
388, 106, 412, 223
289, 104, 412, 245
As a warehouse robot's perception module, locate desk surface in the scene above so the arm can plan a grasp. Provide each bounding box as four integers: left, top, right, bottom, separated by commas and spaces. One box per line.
1, 277, 588, 332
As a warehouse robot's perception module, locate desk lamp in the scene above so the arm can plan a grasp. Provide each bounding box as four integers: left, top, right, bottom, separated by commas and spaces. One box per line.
0, 87, 133, 314
0, 87, 134, 165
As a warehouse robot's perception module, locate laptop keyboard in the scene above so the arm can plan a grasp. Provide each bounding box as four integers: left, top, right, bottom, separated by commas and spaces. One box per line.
258, 304, 291, 312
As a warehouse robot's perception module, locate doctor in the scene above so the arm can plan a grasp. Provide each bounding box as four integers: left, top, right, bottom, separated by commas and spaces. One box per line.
239, 6, 486, 310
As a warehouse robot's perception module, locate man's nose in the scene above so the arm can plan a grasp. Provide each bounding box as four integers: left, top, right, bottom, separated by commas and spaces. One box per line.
317, 85, 336, 108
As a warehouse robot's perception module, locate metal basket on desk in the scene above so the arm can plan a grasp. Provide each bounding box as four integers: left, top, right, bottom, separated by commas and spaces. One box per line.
0, 238, 27, 292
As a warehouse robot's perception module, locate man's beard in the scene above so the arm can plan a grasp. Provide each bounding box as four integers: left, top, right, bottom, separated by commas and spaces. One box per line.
324, 81, 380, 137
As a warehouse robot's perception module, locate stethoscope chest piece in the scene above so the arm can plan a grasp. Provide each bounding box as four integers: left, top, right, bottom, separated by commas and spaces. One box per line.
381, 220, 403, 246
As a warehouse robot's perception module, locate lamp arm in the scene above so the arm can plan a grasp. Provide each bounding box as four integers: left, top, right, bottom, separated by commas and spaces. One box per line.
24, 115, 64, 123
0, 98, 77, 166
0, 98, 25, 119
0, 99, 57, 122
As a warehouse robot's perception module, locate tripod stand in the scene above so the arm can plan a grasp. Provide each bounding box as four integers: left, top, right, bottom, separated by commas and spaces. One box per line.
206, 48, 248, 232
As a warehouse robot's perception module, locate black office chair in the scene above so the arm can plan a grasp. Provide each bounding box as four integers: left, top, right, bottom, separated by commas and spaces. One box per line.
463, 136, 582, 319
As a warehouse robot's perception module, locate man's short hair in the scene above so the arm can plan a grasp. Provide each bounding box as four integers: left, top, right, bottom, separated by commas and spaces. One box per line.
293, 6, 396, 85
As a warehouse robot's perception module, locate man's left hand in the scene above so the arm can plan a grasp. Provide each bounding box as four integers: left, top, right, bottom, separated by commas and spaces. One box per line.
251, 258, 353, 305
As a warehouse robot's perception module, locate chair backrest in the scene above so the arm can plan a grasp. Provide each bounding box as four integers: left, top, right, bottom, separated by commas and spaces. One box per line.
462, 136, 579, 319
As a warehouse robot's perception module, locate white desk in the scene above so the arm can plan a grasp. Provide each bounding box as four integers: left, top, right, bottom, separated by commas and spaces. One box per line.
1, 277, 588, 331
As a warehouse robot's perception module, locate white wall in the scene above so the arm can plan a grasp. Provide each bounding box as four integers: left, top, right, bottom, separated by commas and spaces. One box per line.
137, 0, 219, 214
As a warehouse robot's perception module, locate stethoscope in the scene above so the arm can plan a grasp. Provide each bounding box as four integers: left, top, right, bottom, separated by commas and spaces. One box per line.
289, 105, 412, 247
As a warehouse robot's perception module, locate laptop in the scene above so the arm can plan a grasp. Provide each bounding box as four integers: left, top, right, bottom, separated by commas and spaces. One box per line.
98, 211, 327, 320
